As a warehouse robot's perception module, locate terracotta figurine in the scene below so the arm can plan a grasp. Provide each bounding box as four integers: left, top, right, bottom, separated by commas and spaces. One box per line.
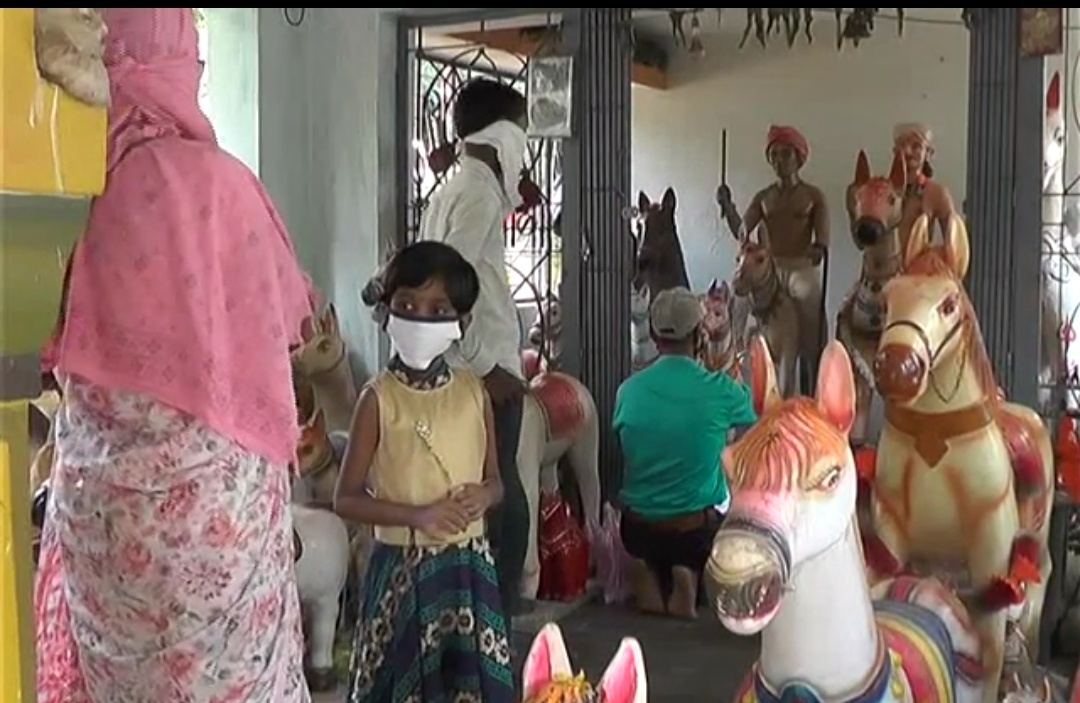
718, 125, 829, 393
892, 121, 956, 251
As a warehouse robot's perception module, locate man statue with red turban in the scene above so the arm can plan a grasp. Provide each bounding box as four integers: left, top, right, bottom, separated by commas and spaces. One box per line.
718, 124, 829, 394
892, 122, 956, 248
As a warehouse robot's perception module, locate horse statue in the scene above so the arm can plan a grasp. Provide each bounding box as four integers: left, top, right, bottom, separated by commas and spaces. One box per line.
528, 296, 563, 370
633, 188, 691, 295
732, 240, 799, 396
836, 149, 907, 445
292, 304, 358, 434
708, 335, 988, 703
522, 622, 646, 703
1039, 70, 1080, 411
868, 214, 1053, 698
700, 279, 743, 377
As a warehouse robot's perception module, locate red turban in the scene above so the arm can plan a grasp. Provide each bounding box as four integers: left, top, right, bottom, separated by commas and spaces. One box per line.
766, 125, 810, 164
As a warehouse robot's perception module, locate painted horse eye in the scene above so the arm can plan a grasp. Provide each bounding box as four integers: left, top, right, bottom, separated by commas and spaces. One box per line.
939, 296, 957, 316
817, 466, 843, 491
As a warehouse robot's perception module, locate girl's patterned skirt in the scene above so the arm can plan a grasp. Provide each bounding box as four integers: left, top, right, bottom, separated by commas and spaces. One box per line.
347, 537, 515, 703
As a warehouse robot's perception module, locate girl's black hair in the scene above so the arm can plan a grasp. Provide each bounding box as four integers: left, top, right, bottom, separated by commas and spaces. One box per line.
367, 241, 481, 315
453, 78, 527, 140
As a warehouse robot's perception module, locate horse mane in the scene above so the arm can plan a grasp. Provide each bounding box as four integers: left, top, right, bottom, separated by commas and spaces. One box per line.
904, 248, 1000, 404
727, 398, 849, 492
523, 676, 595, 703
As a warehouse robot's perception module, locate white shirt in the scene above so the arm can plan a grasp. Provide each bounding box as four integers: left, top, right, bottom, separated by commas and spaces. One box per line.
419, 156, 523, 379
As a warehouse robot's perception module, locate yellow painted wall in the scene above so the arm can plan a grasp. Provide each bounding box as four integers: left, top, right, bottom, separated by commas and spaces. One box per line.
0, 402, 33, 703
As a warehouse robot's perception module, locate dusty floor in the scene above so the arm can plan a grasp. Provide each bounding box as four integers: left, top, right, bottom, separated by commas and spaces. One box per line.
313, 602, 758, 702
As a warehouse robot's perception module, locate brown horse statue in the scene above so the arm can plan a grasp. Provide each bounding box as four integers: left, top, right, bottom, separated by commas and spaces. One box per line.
634, 188, 690, 295
836, 149, 907, 445
732, 240, 799, 396
291, 305, 358, 434
522, 623, 646, 703
867, 214, 1053, 702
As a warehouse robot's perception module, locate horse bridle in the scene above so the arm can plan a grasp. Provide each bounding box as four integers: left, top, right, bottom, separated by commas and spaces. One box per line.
881, 315, 968, 403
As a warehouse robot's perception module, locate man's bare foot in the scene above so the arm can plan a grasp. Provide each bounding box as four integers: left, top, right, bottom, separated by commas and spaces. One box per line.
630, 559, 665, 615
668, 566, 698, 620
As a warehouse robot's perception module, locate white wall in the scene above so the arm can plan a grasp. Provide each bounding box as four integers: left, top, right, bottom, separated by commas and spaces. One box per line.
632, 14, 970, 322
202, 8, 260, 174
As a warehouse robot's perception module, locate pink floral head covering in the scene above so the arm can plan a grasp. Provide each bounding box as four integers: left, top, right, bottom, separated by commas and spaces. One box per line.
51, 8, 317, 465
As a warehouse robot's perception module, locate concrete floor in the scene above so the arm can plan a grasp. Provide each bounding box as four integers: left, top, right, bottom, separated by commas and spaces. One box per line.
313, 602, 759, 702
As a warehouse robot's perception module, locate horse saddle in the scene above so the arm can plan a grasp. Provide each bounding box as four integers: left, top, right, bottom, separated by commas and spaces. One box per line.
293, 528, 304, 562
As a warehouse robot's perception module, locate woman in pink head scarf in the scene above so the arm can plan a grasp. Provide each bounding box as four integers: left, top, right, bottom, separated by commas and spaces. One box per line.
35, 9, 313, 702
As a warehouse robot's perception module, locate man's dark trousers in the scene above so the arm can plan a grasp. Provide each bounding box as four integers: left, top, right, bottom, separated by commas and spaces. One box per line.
488, 393, 528, 613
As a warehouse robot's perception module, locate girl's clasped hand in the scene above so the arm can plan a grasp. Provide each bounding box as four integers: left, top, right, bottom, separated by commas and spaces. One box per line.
412, 483, 494, 539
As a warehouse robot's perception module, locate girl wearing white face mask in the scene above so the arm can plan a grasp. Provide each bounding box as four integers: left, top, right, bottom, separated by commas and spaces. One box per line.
335, 241, 514, 703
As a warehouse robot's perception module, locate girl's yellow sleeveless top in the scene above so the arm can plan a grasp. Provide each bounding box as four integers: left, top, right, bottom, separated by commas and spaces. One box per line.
368, 369, 487, 546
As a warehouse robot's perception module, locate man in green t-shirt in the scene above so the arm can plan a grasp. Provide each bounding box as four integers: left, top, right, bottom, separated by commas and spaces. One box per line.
613, 287, 757, 619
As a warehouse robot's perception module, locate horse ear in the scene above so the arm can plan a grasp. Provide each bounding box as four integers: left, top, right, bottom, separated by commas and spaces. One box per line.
903, 215, 931, 268
522, 623, 573, 700
299, 315, 317, 343
322, 304, 340, 336
1048, 71, 1062, 114
853, 150, 871, 186
718, 279, 730, 299
749, 335, 781, 415
942, 214, 971, 279
308, 407, 326, 435
815, 341, 856, 435
637, 191, 650, 214
599, 638, 647, 703
661, 187, 677, 212
887, 149, 907, 192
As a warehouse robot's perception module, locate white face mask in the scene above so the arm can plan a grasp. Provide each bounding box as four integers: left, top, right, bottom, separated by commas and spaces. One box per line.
386, 314, 462, 370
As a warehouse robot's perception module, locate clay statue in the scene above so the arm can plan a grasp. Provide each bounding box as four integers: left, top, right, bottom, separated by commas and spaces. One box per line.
836, 149, 907, 445
699, 279, 743, 377
34, 8, 110, 108
708, 336, 988, 703
731, 240, 800, 396
891, 122, 957, 251
292, 305, 358, 434
633, 188, 690, 295
1039, 71, 1080, 411
629, 283, 658, 371
717, 125, 828, 394
528, 296, 563, 368
522, 622, 646, 703
868, 214, 1053, 702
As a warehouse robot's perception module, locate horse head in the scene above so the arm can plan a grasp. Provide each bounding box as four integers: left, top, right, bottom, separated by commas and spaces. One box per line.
522, 623, 647, 703
34, 8, 110, 108
629, 282, 652, 326
292, 304, 347, 378
847, 149, 906, 251
529, 296, 563, 347
635, 188, 680, 284
707, 336, 858, 635
700, 280, 734, 371
732, 240, 773, 297
873, 214, 978, 406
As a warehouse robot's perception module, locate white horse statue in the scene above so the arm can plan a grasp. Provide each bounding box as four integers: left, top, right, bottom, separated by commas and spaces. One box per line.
707, 336, 989, 703
630, 283, 658, 371
522, 622, 647, 703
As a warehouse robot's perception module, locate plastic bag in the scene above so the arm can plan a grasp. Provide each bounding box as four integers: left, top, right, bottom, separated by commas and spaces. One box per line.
538, 490, 589, 602
589, 502, 633, 605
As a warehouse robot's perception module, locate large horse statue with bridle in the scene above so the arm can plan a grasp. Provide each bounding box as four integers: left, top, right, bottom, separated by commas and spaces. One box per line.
866, 214, 1054, 701
835, 149, 907, 445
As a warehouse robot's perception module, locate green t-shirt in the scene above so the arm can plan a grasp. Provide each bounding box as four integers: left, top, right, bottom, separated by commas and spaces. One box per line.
613, 355, 757, 520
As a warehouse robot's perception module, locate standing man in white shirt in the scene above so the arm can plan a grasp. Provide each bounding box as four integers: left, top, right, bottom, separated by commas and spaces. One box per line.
419, 78, 533, 614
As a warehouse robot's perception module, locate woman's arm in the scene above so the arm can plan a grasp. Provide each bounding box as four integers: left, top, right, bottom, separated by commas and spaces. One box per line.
333, 386, 421, 528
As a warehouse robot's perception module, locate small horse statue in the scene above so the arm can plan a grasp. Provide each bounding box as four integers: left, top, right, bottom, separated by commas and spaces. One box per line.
708, 335, 988, 703
732, 240, 799, 396
522, 622, 646, 703
630, 282, 658, 371
292, 305, 358, 434
1039, 70, 1080, 411
836, 149, 907, 445
633, 188, 690, 296
528, 296, 563, 369
869, 214, 1053, 701
700, 279, 742, 377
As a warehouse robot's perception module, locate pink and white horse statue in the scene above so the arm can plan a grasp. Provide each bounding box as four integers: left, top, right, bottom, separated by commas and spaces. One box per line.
522, 622, 646, 703
707, 336, 988, 703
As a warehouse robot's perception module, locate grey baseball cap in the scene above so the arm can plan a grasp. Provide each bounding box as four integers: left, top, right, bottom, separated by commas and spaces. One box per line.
650, 287, 703, 341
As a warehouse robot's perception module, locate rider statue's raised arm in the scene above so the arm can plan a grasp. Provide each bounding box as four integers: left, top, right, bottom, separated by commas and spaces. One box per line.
893, 122, 956, 249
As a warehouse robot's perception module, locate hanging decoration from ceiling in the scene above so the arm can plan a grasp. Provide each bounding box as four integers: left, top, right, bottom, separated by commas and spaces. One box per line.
653, 8, 983, 55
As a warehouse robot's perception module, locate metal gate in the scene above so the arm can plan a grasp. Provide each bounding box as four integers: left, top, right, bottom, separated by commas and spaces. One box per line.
403, 30, 563, 350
